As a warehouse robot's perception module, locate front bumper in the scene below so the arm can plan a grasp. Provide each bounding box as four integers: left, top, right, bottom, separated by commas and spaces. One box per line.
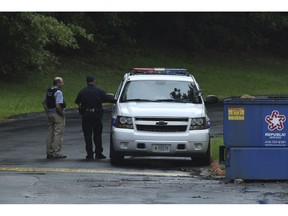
111, 127, 210, 157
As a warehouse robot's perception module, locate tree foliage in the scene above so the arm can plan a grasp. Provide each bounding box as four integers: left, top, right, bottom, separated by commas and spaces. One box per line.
130, 12, 288, 53
1, 12, 288, 81
0, 12, 93, 81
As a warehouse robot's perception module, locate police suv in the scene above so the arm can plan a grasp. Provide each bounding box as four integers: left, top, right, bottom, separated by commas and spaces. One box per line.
110, 68, 218, 165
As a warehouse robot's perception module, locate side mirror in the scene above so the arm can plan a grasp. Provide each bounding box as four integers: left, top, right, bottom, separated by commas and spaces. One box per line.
205, 95, 219, 105
105, 93, 116, 103
196, 90, 203, 97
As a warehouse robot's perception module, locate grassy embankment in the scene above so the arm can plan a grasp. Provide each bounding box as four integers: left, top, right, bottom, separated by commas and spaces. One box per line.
1, 52, 288, 161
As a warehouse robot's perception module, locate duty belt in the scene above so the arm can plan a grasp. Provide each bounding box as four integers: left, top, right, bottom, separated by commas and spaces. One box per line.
85, 108, 96, 112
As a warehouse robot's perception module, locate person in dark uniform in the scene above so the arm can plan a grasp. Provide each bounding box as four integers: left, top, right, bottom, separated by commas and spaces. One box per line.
75, 75, 110, 160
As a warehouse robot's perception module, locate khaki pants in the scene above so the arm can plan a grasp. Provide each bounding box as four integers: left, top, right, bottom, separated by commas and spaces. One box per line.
46, 112, 65, 156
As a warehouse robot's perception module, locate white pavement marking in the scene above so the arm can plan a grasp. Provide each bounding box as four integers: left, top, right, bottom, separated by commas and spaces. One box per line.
0, 167, 191, 177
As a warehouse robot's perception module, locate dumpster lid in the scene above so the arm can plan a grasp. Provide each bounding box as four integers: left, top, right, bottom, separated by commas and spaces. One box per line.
224, 95, 288, 105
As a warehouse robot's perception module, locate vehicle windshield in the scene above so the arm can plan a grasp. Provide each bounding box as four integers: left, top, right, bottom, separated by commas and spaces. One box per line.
120, 80, 202, 104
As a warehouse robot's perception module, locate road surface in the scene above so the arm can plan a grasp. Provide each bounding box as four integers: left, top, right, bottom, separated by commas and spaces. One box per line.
1, 103, 288, 204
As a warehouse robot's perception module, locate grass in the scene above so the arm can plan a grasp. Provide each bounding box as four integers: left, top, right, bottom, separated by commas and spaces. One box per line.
0, 59, 121, 119
1, 51, 288, 161
191, 55, 288, 98
2, 52, 288, 119
211, 136, 224, 162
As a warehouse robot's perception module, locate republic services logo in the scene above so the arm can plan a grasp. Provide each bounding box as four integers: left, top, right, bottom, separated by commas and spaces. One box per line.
265, 110, 286, 131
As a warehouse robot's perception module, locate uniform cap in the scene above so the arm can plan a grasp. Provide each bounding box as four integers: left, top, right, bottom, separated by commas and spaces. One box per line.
86, 75, 95, 82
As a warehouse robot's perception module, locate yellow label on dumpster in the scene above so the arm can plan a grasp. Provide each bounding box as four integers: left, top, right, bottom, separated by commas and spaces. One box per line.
228, 108, 245, 120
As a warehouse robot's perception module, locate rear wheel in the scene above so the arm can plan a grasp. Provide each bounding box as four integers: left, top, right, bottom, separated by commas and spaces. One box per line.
109, 133, 124, 166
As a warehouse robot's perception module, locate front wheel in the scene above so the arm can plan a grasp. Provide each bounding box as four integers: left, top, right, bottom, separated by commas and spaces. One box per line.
191, 141, 211, 166
109, 133, 124, 166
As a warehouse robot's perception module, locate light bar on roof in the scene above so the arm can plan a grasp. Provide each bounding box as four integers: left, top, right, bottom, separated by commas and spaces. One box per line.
132, 68, 154, 74
154, 68, 165, 74
165, 68, 187, 75
132, 68, 188, 75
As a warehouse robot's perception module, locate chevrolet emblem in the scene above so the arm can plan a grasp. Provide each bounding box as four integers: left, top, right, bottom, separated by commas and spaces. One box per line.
156, 121, 168, 126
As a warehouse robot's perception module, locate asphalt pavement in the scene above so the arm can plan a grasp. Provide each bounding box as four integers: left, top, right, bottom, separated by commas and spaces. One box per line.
0, 102, 223, 169
2, 102, 288, 205
0, 102, 224, 204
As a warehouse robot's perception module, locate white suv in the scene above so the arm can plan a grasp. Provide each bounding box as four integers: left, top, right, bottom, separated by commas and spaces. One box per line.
110, 68, 218, 165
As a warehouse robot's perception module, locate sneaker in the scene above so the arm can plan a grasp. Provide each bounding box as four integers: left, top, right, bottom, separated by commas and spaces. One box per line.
47, 154, 53, 159
52, 154, 67, 159
95, 154, 106, 159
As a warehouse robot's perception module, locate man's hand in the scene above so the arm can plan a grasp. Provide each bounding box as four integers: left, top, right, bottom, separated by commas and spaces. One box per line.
56, 103, 64, 117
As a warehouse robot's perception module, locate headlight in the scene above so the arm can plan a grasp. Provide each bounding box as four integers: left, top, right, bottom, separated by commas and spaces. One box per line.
191, 118, 204, 126
190, 117, 209, 130
114, 116, 134, 129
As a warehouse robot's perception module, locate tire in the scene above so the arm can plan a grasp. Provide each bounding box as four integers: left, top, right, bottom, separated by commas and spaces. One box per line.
202, 141, 211, 166
109, 133, 124, 166
191, 141, 211, 166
